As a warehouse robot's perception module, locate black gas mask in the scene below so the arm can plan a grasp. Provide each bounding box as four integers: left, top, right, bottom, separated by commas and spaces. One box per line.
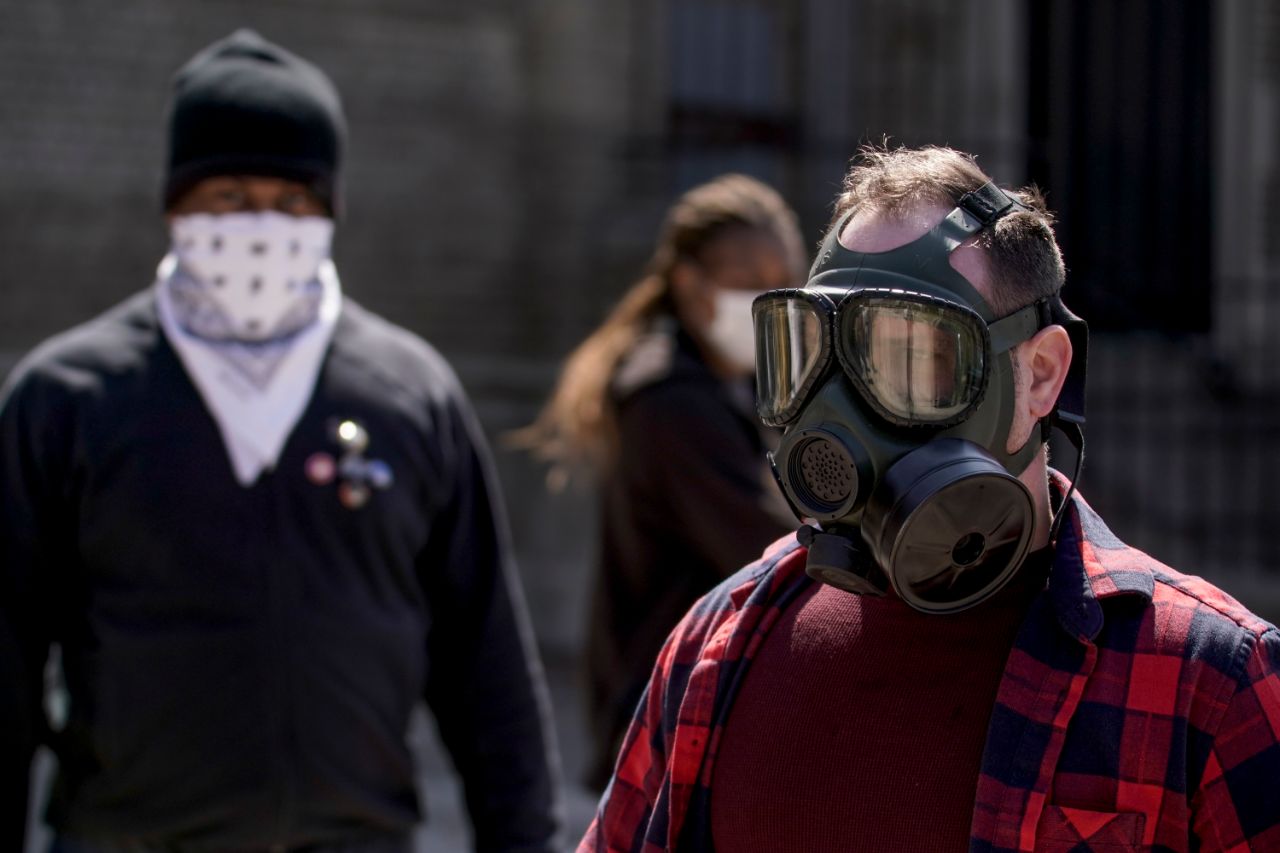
753, 183, 1088, 613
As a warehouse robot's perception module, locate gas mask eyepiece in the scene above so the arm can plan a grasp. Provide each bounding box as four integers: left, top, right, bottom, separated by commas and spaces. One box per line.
754, 286, 1000, 431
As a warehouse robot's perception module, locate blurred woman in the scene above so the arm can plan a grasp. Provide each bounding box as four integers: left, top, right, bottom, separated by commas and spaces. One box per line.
519, 174, 807, 788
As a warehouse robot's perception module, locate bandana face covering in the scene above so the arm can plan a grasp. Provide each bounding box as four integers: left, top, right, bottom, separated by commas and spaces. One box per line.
169, 211, 334, 342
156, 211, 341, 487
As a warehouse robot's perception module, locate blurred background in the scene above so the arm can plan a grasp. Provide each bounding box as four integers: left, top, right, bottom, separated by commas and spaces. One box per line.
2, 0, 1277, 848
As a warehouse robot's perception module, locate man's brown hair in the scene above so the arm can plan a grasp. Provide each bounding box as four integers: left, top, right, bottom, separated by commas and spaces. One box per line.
832, 144, 1065, 316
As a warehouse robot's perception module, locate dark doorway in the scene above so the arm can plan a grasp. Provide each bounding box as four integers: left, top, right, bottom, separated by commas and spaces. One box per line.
1027, 0, 1213, 332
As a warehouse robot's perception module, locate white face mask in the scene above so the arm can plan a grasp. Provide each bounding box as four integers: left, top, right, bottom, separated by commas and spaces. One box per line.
170, 211, 334, 342
705, 288, 760, 375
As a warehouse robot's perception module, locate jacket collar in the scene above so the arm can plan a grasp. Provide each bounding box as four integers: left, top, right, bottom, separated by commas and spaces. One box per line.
1047, 469, 1154, 641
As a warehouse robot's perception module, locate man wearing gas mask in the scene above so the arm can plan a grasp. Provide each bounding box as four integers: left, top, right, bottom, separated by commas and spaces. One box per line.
581, 146, 1280, 851
0, 30, 560, 853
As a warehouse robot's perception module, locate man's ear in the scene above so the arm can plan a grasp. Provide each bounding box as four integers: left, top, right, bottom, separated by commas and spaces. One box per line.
1023, 324, 1073, 419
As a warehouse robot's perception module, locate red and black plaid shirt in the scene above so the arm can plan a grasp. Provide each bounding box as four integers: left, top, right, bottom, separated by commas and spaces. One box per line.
580, 476, 1280, 852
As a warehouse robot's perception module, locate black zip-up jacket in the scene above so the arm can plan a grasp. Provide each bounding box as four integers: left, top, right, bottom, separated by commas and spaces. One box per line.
0, 292, 561, 851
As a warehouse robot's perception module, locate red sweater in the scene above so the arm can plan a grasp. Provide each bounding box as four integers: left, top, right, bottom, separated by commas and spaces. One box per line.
710, 554, 1048, 852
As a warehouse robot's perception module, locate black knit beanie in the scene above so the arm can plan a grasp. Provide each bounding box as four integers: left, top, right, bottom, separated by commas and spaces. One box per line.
164, 29, 346, 215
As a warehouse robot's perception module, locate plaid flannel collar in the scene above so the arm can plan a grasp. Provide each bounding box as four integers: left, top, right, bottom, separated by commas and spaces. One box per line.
1046, 469, 1154, 641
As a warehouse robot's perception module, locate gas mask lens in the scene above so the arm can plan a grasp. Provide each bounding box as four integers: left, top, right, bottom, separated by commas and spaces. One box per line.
753, 290, 832, 427
753, 288, 990, 429
841, 292, 988, 428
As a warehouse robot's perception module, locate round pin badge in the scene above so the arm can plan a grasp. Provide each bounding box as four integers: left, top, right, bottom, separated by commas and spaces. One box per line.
305, 452, 337, 485
365, 459, 394, 490
338, 481, 370, 510
334, 419, 369, 454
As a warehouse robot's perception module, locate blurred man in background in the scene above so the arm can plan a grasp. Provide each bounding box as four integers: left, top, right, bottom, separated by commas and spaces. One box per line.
582, 146, 1280, 851
1, 29, 561, 853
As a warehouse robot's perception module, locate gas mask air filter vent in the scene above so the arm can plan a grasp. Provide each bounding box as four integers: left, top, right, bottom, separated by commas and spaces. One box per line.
781, 427, 869, 521
798, 438, 855, 505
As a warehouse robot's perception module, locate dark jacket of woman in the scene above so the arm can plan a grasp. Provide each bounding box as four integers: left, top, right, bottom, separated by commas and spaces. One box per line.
584, 318, 793, 788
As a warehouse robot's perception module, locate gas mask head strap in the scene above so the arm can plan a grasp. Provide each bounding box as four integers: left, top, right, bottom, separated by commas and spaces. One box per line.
1044, 295, 1089, 543
959, 181, 1026, 226
999, 291, 1090, 544
960, 187, 1089, 544
930, 181, 1028, 250
811, 182, 1028, 311
949, 184, 1090, 542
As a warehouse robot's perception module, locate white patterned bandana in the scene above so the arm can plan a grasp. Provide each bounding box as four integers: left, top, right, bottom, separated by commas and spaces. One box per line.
171, 210, 331, 333
156, 211, 341, 486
